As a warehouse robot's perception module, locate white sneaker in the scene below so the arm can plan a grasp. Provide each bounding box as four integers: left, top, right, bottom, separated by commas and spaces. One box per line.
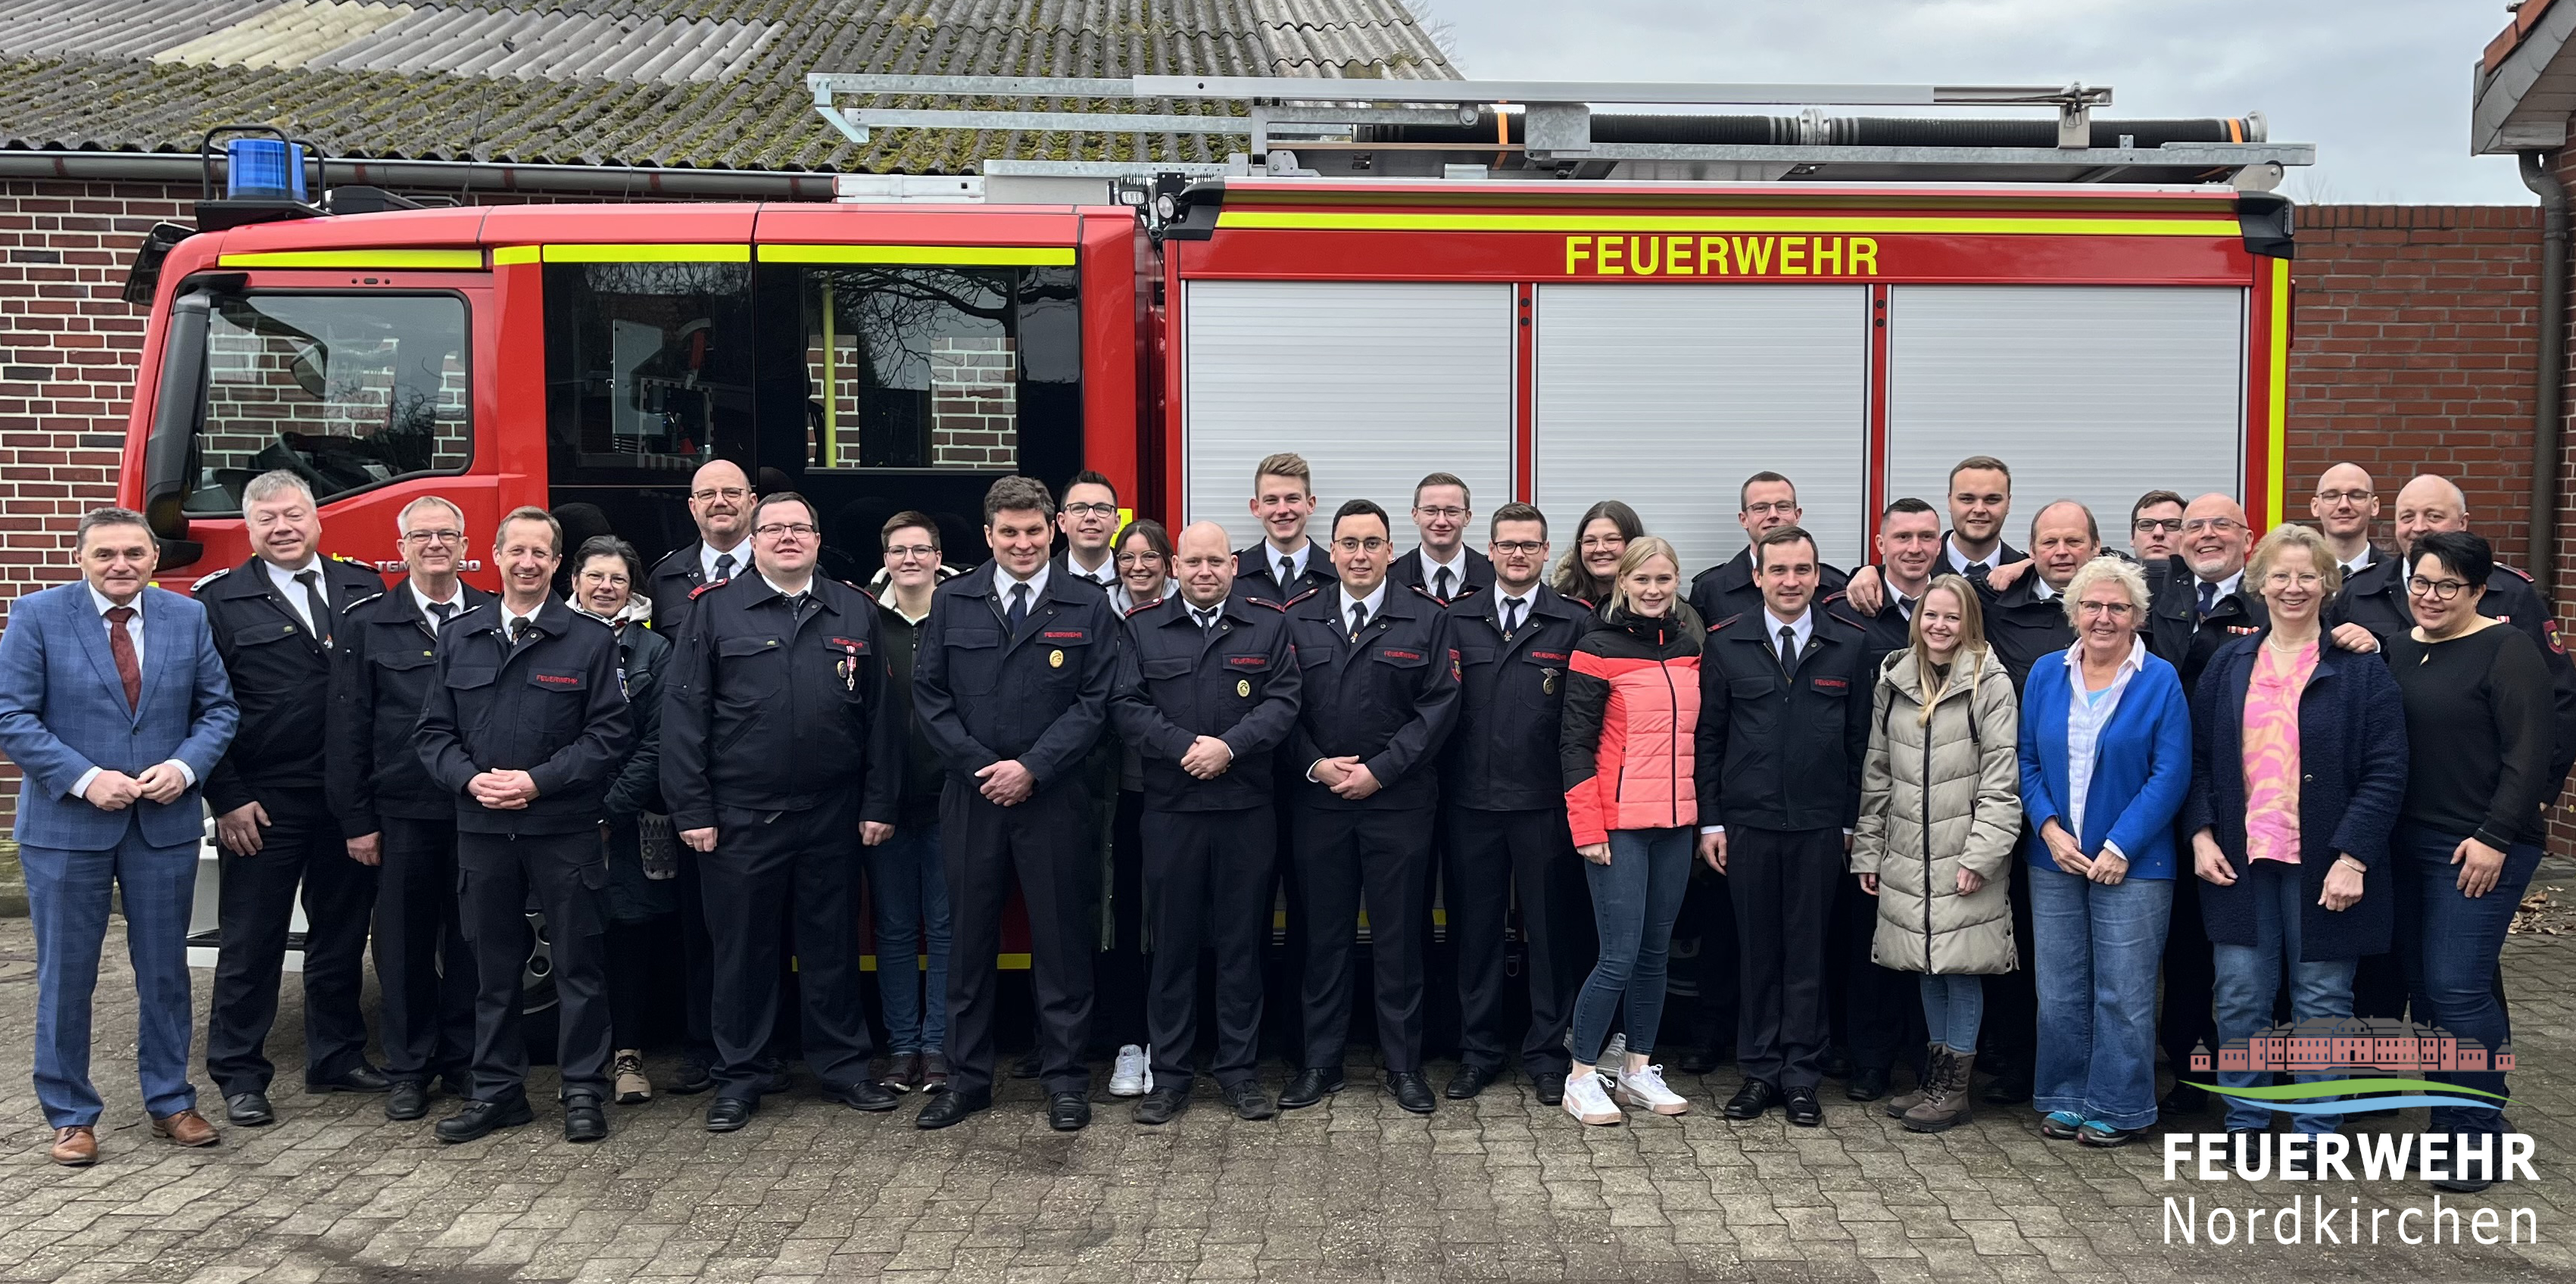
1109, 1044, 1152, 1097
1562, 1071, 1623, 1126
1611, 1063, 1690, 1116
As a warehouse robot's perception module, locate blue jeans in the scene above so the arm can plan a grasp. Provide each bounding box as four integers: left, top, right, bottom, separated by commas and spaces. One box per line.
2211, 859, 2357, 1134
1568, 827, 1692, 1064
865, 822, 950, 1055
23, 827, 200, 1127
1919, 974, 1984, 1055
2029, 864, 2172, 1130
2392, 823, 2543, 1137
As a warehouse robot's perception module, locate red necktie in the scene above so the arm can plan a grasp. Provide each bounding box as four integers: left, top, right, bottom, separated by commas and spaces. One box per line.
105, 606, 139, 710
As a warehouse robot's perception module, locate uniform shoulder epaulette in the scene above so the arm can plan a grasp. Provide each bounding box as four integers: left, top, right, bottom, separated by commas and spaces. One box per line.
1124, 597, 1163, 619
1246, 596, 1287, 612
1820, 589, 1851, 605
343, 588, 385, 610
1825, 609, 1867, 630
1406, 583, 1439, 600
1281, 587, 1321, 609
1707, 612, 1742, 633
1452, 582, 1486, 598
689, 580, 724, 600
2500, 562, 2534, 581
1564, 594, 1594, 611
192, 566, 232, 590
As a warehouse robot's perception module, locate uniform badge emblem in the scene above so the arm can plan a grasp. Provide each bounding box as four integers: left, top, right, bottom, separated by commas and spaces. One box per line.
1237, 678, 1251, 697
1049, 649, 1065, 668
1543, 671, 1558, 694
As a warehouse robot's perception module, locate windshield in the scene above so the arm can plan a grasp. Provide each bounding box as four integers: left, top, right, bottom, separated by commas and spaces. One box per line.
182, 292, 471, 514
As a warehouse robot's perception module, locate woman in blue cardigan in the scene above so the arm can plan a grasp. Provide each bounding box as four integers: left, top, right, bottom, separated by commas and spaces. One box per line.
2183, 525, 2406, 1164
2017, 556, 2192, 1147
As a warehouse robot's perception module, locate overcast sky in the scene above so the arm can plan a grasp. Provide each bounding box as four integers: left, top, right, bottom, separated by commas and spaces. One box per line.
1423, 0, 2531, 206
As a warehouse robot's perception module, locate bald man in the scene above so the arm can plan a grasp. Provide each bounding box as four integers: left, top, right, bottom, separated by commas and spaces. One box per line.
638, 457, 761, 1098
1107, 522, 1302, 1123
2310, 463, 2387, 578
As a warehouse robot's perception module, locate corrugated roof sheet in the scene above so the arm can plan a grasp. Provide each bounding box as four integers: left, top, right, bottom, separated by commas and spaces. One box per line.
0, 0, 1459, 173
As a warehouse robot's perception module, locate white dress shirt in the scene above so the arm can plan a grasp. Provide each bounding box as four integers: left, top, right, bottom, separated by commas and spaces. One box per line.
2061, 635, 2148, 859
1265, 541, 1312, 584
1417, 547, 1470, 596
2201, 569, 2244, 600
70, 584, 195, 800
1494, 589, 1533, 634
699, 538, 750, 584
2029, 575, 2060, 603
501, 601, 546, 640
996, 561, 1051, 616
1063, 551, 1119, 586
412, 581, 466, 627
264, 556, 324, 633
1336, 581, 1389, 634
1945, 536, 2003, 578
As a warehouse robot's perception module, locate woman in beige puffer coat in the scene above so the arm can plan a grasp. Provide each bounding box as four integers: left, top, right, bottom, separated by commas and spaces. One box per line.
1850, 575, 2022, 1133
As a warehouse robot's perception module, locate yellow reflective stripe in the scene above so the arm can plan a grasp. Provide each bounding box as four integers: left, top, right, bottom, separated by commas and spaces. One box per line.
538, 243, 750, 263
757, 244, 1075, 266
491, 245, 540, 266
217, 249, 484, 269
2266, 257, 2291, 528
1214, 211, 2244, 237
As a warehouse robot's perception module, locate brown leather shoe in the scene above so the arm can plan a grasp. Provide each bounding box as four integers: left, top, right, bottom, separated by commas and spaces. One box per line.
49, 1126, 97, 1166
151, 1108, 219, 1148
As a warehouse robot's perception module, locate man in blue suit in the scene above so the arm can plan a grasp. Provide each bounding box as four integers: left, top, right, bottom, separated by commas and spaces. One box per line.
0, 508, 238, 1165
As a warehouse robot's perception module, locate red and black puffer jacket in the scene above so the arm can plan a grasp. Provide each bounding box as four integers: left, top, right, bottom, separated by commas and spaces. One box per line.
1558, 600, 1704, 846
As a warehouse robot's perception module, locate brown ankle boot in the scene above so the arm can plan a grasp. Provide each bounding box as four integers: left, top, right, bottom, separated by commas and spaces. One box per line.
1903, 1051, 1976, 1133
1885, 1043, 1950, 1119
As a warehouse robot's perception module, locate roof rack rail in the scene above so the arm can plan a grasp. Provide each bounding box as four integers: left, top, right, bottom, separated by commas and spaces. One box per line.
806, 74, 2311, 189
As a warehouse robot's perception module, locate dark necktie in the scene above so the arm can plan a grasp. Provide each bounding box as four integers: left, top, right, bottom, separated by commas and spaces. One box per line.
1278, 556, 1296, 592
1777, 625, 1799, 674
1349, 602, 1368, 641
1895, 594, 1913, 622
1006, 583, 1029, 633
785, 591, 811, 622
2197, 581, 2218, 621
295, 570, 332, 648
1502, 597, 1524, 638
105, 605, 139, 710
509, 616, 534, 647
1434, 566, 1455, 602
1194, 607, 1218, 633
429, 600, 456, 628
711, 551, 738, 584
1964, 562, 1991, 586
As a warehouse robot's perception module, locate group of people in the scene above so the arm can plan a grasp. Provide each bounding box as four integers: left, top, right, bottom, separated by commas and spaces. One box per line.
0, 450, 2551, 1195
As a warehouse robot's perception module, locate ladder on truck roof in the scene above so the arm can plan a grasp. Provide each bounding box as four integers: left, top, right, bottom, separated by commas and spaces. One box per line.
807, 73, 2312, 200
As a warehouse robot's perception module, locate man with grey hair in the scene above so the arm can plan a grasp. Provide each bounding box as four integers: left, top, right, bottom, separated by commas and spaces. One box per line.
326, 494, 491, 1121
195, 469, 396, 1127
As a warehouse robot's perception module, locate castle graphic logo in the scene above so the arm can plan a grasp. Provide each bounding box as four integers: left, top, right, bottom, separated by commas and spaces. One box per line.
2186, 1017, 2515, 1115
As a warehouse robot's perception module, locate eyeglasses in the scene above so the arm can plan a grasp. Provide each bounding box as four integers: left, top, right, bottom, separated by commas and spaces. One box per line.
2263, 572, 2325, 591
2075, 601, 2138, 617
690, 487, 751, 503
2132, 517, 2184, 534
1114, 552, 1165, 569
2315, 489, 2373, 506
2181, 517, 2243, 534
1414, 506, 1467, 521
1063, 502, 1119, 519
1742, 501, 1796, 517
884, 544, 938, 560
575, 569, 630, 587
402, 528, 463, 545
2408, 576, 2471, 601
755, 522, 819, 538
1580, 535, 1626, 550
1333, 537, 1390, 553
1492, 541, 1545, 556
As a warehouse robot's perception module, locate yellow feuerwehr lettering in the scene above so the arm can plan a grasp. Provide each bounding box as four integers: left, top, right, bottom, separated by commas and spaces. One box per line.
1814, 236, 1842, 275
1851, 237, 1879, 275
1630, 235, 1660, 275
1598, 236, 1624, 274
1566, 235, 1593, 274
1732, 236, 1773, 275
1667, 235, 1695, 276
1780, 235, 1807, 276
1701, 236, 1730, 275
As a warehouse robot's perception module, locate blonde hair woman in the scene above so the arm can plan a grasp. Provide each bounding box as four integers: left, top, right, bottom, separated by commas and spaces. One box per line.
1851, 574, 2022, 1132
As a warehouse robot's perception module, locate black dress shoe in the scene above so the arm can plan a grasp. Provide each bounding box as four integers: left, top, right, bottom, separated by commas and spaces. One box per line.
666, 1058, 714, 1095
1533, 1075, 1564, 1107
2160, 1083, 2209, 1115
563, 1097, 607, 1143
1445, 1064, 1496, 1100
1220, 1080, 1277, 1120
225, 1092, 275, 1127
1279, 1067, 1345, 1109
916, 1087, 992, 1130
1136, 1087, 1190, 1125
1388, 1071, 1436, 1114
435, 1097, 533, 1143
828, 1080, 900, 1113
1678, 1046, 1725, 1075
1048, 1091, 1093, 1132
1723, 1080, 1779, 1120
385, 1080, 430, 1122
307, 1064, 392, 1094
705, 1097, 756, 1133
1783, 1085, 1824, 1127
1845, 1067, 1889, 1102
1982, 1070, 2033, 1106
757, 1058, 793, 1094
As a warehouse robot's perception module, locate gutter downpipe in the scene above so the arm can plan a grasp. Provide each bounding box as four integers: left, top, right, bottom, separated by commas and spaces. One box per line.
2523, 150, 2567, 602
0, 150, 840, 199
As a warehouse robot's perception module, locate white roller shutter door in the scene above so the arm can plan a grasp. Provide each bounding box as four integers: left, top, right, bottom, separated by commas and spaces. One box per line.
1533, 285, 1870, 575
1182, 282, 1513, 551
1885, 286, 2246, 545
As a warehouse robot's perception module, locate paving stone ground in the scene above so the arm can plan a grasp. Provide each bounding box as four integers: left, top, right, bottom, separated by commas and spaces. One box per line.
2, 877, 2574, 1282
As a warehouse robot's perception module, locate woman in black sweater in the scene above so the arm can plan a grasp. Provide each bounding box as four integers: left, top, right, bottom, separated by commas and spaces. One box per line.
2383, 531, 2552, 1192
